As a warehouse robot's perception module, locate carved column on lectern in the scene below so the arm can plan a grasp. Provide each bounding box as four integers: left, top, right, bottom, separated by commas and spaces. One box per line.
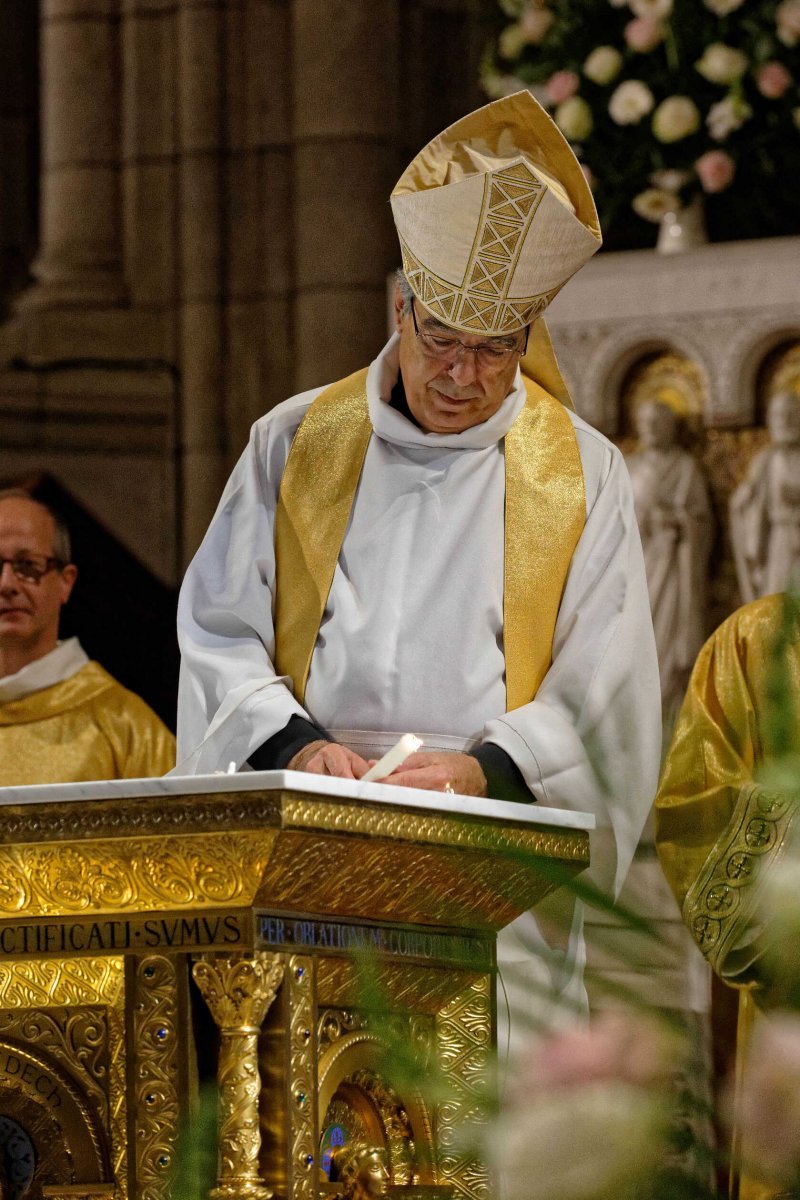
193, 953, 285, 1200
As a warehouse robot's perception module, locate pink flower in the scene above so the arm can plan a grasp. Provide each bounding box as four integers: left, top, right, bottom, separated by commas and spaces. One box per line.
519, 5, 554, 44
727, 1012, 800, 1187
545, 69, 580, 105
756, 60, 794, 98
624, 16, 664, 52
510, 1011, 675, 1101
695, 148, 736, 192
777, 0, 800, 46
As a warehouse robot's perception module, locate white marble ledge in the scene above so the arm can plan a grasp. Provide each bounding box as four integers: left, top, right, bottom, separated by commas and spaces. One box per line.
546, 235, 800, 324
0, 770, 594, 832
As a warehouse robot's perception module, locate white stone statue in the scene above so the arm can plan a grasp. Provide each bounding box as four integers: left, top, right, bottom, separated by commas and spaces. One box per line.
730, 389, 800, 604
626, 400, 713, 719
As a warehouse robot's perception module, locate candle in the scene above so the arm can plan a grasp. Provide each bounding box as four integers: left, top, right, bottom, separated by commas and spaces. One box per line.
361, 734, 423, 783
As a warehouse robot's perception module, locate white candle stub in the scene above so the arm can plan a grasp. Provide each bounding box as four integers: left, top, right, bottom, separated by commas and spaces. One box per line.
361, 734, 423, 783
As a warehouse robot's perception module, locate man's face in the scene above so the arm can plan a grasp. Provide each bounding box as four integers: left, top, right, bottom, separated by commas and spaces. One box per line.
0, 498, 76, 664
394, 289, 525, 434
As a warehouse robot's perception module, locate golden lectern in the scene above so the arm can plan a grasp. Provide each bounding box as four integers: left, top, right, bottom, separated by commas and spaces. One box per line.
0, 772, 592, 1200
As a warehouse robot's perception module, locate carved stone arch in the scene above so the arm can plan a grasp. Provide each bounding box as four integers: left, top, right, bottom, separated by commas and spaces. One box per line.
742, 329, 800, 425
0, 1039, 110, 1195
589, 328, 712, 437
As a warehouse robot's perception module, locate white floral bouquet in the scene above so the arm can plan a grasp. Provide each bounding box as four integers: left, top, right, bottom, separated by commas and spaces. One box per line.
483, 0, 800, 246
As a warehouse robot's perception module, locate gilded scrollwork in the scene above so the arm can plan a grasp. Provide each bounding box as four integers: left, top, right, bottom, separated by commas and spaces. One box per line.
0, 795, 282, 847
0, 956, 123, 1008
435, 976, 493, 1200
318, 958, 480, 1016
0, 832, 277, 918
193, 952, 284, 1200
258, 833, 574, 929
282, 796, 588, 860
288, 954, 316, 1200
133, 956, 180, 1200
0, 956, 127, 1197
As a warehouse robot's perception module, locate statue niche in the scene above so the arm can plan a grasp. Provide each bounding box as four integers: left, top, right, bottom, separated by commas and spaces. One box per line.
624, 361, 713, 721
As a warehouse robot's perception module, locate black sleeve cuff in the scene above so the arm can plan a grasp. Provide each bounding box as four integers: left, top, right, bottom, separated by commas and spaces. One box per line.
473, 741, 534, 805
248, 715, 332, 772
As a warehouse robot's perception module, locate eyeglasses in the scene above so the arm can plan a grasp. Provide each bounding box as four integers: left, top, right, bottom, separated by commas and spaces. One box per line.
0, 555, 65, 583
410, 297, 529, 368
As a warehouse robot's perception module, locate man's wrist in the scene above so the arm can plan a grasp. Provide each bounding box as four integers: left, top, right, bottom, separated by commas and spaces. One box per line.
472, 742, 532, 804
248, 715, 332, 772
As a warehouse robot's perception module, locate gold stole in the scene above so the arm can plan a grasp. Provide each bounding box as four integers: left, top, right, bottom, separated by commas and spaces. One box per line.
274, 367, 585, 712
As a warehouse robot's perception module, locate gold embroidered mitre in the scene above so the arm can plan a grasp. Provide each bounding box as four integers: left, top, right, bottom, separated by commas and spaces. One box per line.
390, 90, 602, 336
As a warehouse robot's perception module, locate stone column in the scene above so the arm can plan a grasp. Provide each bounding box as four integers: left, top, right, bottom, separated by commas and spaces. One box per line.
19, 0, 125, 310
176, 0, 227, 561
193, 952, 285, 1200
290, 0, 402, 392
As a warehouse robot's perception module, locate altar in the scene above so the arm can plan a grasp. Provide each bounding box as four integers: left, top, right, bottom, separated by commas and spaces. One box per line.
0, 772, 592, 1200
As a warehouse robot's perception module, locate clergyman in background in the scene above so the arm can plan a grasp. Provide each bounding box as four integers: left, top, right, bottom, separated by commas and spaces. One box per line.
0, 489, 175, 784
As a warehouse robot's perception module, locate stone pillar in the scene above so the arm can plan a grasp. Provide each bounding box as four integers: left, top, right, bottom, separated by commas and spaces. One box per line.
176, 0, 227, 561
290, 0, 402, 392
193, 952, 285, 1200
19, 0, 125, 310
222, 0, 294, 452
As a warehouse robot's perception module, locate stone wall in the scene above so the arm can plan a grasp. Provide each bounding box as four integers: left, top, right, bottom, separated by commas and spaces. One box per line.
0, 0, 492, 579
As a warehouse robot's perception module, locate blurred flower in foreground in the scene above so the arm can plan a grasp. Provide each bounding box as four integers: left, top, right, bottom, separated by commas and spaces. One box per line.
493, 1012, 677, 1200
726, 1011, 800, 1191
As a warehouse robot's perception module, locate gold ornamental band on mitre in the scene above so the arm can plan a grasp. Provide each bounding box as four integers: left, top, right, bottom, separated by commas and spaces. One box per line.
390, 90, 602, 336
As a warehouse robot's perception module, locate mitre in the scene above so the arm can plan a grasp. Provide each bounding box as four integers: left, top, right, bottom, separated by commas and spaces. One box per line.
390, 90, 602, 336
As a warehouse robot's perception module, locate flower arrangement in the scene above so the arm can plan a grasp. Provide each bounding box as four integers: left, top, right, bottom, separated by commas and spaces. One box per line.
483, 0, 800, 247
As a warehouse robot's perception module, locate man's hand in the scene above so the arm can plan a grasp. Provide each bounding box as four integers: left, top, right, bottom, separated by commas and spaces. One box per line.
287, 739, 371, 779
383, 751, 487, 796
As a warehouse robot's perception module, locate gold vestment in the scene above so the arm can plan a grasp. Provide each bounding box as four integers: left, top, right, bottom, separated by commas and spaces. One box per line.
273, 369, 586, 711
655, 593, 800, 1200
0, 661, 175, 785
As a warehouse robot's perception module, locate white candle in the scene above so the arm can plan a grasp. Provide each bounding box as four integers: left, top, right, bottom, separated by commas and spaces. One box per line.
361, 734, 423, 783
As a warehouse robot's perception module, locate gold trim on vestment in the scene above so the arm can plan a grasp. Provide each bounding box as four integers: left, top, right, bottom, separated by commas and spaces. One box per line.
682, 781, 799, 978
273, 369, 372, 702
504, 379, 584, 710
274, 373, 585, 711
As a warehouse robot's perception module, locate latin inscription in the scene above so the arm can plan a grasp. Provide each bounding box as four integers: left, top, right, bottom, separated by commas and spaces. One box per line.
0, 1050, 61, 1107
0, 912, 245, 958
257, 913, 491, 968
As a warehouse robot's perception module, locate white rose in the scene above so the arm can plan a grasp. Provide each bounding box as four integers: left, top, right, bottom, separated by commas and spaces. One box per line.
499, 22, 528, 59
608, 79, 655, 124
554, 95, 594, 141
584, 46, 624, 85
632, 188, 679, 222
652, 95, 701, 142
704, 0, 745, 13
696, 42, 749, 84
630, 0, 673, 16
706, 94, 753, 139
